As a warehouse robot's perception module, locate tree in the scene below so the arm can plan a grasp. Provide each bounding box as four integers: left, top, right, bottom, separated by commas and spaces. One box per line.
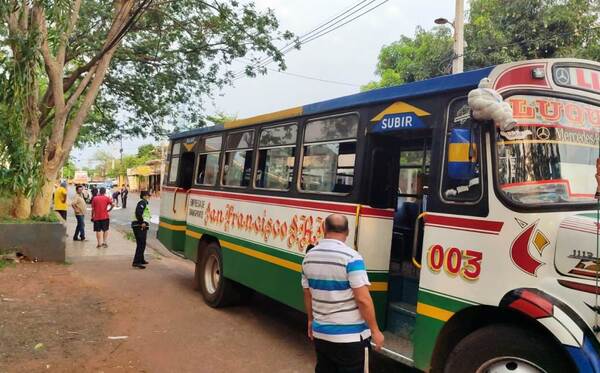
0, 1, 293, 218
361, 26, 453, 90
363, 0, 600, 89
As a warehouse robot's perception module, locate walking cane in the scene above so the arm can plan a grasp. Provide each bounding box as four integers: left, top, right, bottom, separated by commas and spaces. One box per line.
364, 344, 369, 373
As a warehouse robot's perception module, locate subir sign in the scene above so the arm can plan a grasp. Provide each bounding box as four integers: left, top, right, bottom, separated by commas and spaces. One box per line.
370, 101, 430, 132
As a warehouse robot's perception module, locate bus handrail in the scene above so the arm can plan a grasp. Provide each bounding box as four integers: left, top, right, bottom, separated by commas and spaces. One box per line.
354, 204, 361, 250
411, 212, 427, 269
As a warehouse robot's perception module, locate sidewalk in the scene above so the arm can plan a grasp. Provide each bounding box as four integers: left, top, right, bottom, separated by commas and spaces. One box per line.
64, 213, 174, 262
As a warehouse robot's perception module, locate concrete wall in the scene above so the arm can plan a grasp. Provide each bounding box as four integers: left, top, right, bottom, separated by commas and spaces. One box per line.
0, 222, 66, 262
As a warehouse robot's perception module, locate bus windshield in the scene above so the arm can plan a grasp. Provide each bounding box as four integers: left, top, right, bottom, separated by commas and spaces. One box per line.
496, 95, 599, 206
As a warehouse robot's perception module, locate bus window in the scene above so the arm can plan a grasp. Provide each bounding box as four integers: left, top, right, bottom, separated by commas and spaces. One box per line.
300, 114, 358, 194
442, 98, 482, 202
168, 142, 181, 184
223, 130, 254, 187
196, 135, 222, 186
255, 123, 297, 190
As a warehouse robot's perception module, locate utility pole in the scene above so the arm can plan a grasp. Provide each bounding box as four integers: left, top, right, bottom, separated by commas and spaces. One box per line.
434, 0, 465, 74
453, 0, 464, 74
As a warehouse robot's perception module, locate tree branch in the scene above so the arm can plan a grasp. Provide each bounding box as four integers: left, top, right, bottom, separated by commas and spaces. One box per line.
56, 0, 82, 66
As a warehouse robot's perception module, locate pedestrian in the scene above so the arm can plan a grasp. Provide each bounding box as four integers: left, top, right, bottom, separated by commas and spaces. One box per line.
54, 181, 68, 220
121, 184, 129, 208
301, 214, 384, 373
91, 187, 113, 248
71, 185, 87, 241
112, 188, 121, 208
131, 191, 151, 269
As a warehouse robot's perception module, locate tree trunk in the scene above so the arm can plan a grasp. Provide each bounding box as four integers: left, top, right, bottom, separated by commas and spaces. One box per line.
12, 193, 31, 219
31, 171, 59, 217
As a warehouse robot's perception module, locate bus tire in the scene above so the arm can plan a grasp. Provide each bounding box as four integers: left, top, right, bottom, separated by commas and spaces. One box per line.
198, 243, 239, 308
444, 324, 573, 373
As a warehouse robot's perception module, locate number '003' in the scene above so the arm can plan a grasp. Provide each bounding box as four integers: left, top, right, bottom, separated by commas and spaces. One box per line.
426, 244, 482, 281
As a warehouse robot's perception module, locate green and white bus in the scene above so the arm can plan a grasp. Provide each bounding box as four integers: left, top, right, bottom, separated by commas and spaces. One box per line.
159, 58, 600, 372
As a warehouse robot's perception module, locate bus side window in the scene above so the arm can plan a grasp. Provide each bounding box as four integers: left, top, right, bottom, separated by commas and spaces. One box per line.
196, 135, 222, 186
168, 142, 181, 184
442, 98, 482, 202
255, 123, 297, 190
300, 114, 358, 194
222, 130, 254, 187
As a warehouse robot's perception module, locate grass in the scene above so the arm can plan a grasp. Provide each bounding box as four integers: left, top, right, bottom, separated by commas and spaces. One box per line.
0, 213, 60, 224
0, 259, 15, 271
124, 232, 136, 242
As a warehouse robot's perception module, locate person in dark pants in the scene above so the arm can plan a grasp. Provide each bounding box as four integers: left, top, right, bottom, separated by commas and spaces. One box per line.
71, 185, 87, 241
131, 191, 151, 269
121, 184, 129, 208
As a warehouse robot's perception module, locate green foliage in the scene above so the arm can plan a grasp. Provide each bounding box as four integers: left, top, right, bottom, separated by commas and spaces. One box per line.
62, 160, 76, 179
0, 17, 43, 199
0, 213, 59, 223
364, 0, 600, 89
72, 1, 294, 143
0, 258, 15, 271
362, 27, 453, 90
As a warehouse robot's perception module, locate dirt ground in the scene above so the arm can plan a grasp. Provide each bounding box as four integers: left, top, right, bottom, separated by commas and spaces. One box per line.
0, 220, 407, 373
0, 262, 113, 372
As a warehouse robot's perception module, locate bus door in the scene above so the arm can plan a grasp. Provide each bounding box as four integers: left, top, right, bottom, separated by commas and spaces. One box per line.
367, 130, 431, 354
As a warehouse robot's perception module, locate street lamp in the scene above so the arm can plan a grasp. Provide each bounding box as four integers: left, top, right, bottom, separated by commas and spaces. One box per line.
435, 0, 464, 74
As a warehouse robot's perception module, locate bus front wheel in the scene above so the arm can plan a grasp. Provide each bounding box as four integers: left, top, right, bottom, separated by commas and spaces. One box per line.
444, 324, 574, 373
198, 243, 239, 307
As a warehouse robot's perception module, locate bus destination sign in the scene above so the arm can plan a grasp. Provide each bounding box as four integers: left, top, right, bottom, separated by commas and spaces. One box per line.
553, 66, 600, 94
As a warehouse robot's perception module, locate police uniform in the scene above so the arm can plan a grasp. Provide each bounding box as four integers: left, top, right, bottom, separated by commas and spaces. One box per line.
131, 198, 151, 266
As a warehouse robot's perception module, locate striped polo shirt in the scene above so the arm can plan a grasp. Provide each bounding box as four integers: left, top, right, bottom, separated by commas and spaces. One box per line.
301, 238, 371, 343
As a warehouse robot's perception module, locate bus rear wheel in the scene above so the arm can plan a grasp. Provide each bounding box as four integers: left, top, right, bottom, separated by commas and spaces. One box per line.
198, 243, 239, 307
444, 324, 573, 373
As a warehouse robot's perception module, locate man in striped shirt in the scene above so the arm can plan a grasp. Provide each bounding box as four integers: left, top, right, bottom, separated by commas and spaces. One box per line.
301, 214, 384, 372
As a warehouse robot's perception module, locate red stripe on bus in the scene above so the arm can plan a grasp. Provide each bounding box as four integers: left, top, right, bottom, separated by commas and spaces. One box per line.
425, 214, 504, 234
177, 188, 394, 218
558, 279, 600, 294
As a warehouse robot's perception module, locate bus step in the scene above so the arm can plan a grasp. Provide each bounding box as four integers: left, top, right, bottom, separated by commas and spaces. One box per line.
386, 301, 416, 339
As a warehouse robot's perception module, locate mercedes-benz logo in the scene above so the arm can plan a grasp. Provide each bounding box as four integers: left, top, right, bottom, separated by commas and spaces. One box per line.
537, 127, 551, 140
554, 67, 570, 85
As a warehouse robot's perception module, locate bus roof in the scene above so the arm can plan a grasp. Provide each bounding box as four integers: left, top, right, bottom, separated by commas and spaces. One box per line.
170, 66, 494, 140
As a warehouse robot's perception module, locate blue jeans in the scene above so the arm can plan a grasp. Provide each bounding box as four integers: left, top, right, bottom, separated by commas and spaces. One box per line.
74, 215, 85, 240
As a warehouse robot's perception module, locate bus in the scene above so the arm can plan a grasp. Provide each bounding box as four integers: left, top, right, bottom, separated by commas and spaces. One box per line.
158, 58, 600, 372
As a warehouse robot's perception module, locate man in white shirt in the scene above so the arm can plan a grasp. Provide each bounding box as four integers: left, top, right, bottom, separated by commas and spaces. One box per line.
301, 214, 384, 372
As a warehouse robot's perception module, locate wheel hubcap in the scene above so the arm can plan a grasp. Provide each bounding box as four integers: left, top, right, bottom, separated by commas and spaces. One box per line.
204, 254, 220, 295
477, 357, 545, 373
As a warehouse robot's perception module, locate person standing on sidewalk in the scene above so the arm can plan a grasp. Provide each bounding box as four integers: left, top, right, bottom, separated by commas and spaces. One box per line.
131, 191, 151, 269
54, 181, 68, 220
112, 188, 121, 208
91, 187, 113, 248
121, 184, 129, 208
71, 185, 87, 241
301, 214, 384, 373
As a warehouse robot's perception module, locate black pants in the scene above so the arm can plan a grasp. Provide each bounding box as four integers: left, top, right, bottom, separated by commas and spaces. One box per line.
132, 225, 147, 264
122, 196, 127, 208
314, 338, 369, 373
73, 215, 85, 240
57, 210, 67, 220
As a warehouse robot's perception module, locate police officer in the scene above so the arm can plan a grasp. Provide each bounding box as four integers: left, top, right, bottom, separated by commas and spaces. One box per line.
131, 191, 151, 269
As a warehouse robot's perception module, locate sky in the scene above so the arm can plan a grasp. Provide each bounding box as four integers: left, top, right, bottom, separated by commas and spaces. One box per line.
72, 0, 458, 168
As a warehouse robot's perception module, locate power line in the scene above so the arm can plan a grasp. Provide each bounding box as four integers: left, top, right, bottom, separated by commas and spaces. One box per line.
266, 67, 360, 87
246, 0, 372, 71
233, 0, 389, 81
295, 0, 389, 48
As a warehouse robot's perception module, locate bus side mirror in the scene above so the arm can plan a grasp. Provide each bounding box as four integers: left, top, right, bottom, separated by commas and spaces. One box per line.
368, 148, 396, 209
447, 128, 478, 181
